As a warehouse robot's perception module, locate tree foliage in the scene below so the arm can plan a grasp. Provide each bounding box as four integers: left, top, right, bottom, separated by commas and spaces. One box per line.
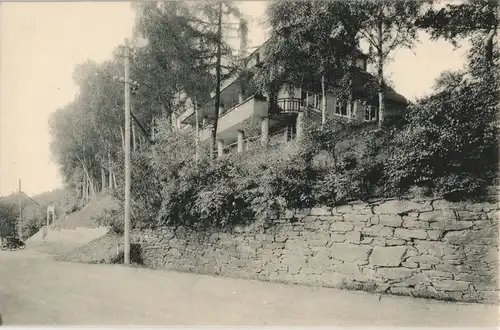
255, 1, 362, 99
418, 0, 499, 66
49, 0, 243, 199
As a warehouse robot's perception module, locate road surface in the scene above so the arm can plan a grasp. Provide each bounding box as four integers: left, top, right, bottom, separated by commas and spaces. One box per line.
0, 248, 498, 326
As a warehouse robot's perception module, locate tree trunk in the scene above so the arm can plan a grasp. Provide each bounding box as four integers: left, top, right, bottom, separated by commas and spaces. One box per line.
132, 122, 137, 152
120, 125, 125, 152
108, 152, 113, 188
211, 2, 223, 158
82, 178, 87, 202
112, 171, 118, 189
377, 16, 385, 129
151, 117, 155, 140
88, 175, 95, 198
101, 166, 106, 192
80, 180, 85, 202
194, 97, 200, 160
321, 74, 326, 127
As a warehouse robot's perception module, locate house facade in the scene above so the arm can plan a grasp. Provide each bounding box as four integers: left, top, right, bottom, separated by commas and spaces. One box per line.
178, 39, 408, 156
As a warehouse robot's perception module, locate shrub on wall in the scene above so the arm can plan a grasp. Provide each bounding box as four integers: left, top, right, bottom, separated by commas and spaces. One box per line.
302, 118, 391, 205
386, 72, 499, 199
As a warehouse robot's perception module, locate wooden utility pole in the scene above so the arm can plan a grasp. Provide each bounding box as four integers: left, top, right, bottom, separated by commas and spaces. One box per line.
211, 2, 223, 158
18, 179, 22, 238
123, 38, 131, 265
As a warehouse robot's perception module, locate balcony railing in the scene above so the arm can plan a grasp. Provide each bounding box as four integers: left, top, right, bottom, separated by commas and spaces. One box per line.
276, 98, 302, 113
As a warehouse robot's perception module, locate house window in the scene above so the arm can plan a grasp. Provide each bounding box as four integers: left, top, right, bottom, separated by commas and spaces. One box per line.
357, 58, 367, 71
335, 100, 349, 117
364, 105, 378, 122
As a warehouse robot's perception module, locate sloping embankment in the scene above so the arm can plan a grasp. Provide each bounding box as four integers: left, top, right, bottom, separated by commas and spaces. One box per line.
25, 195, 119, 257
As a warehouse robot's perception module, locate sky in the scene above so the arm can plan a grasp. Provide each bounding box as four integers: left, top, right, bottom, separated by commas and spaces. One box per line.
0, 1, 469, 197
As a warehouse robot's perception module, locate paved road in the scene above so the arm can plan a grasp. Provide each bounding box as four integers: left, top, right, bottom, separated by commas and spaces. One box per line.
0, 249, 498, 326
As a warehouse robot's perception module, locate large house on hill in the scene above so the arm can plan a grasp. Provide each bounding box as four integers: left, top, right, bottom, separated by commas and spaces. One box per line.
176, 36, 408, 156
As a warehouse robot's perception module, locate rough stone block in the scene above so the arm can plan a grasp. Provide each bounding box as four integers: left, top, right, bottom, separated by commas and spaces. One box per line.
248, 240, 263, 249
373, 237, 386, 247
415, 241, 456, 258
379, 215, 403, 227
307, 233, 331, 247
343, 214, 370, 223
374, 200, 432, 214
331, 233, 346, 242
482, 203, 499, 211
370, 216, 380, 225
351, 203, 373, 215
395, 228, 427, 240
267, 242, 285, 250
361, 225, 394, 237
318, 215, 344, 223
284, 241, 313, 256
386, 239, 406, 246
478, 291, 500, 303
455, 211, 481, 221
274, 233, 288, 243
377, 267, 416, 281
401, 261, 418, 268
361, 237, 374, 244
405, 273, 431, 286
309, 207, 332, 216
288, 264, 302, 275
406, 254, 441, 265
308, 251, 331, 268
331, 222, 355, 232
402, 218, 429, 229
331, 262, 362, 276
345, 231, 361, 244
443, 227, 497, 245
432, 280, 471, 292
464, 203, 484, 212
390, 286, 413, 296
330, 243, 372, 264
374, 284, 390, 293
303, 219, 323, 230
432, 199, 465, 210
333, 204, 354, 214
487, 210, 500, 220
427, 230, 442, 240
424, 270, 453, 279
369, 246, 407, 267
318, 271, 347, 287
473, 220, 493, 228
430, 219, 473, 231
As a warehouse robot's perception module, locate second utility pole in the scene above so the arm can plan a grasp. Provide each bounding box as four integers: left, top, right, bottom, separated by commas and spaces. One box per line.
18, 179, 22, 238
123, 38, 131, 265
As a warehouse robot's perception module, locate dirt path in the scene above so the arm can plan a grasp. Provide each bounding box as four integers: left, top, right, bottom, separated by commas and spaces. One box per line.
0, 249, 498, 326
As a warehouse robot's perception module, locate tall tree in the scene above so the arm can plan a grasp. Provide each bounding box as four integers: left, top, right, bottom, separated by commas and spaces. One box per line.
132, 1, 244, 156
353, 0, 427, 128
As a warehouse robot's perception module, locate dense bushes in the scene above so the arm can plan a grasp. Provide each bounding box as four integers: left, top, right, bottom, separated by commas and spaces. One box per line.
386, 72, 498, 199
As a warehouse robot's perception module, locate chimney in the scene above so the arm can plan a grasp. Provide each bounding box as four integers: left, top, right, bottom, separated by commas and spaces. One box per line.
238, 19, 248, 65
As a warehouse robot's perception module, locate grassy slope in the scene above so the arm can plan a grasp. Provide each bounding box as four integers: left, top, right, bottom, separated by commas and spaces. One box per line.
24, 192, 121, 261
56, 232, 123, 264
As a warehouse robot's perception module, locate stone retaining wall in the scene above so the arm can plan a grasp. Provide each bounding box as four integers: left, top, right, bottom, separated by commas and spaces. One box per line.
131, 197, 499, 304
